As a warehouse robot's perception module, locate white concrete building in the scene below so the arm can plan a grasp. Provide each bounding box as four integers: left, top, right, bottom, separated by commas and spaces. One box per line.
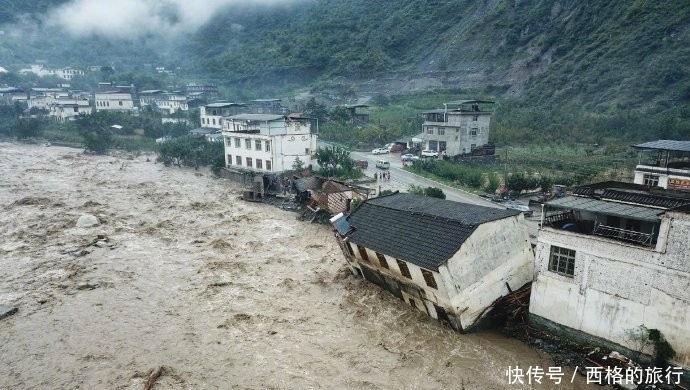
48, 99, 92, 122
633, 140, 690, 191
94, 92, 136, 113
221, 113, 317, 173
200, 102, 246, 129
20, 64, 85, 80
530, 181, 690, 366
421, 100, 494, 157
27, 88, 69, 111
139, 90, 188, 115
332, 193, 534, 332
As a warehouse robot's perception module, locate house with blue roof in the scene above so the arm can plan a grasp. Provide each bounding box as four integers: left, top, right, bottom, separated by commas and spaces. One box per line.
331, 192, 534, 332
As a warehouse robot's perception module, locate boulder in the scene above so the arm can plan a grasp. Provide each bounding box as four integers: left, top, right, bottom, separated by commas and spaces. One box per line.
76, 214, 99, 228
0, 305, 18, 321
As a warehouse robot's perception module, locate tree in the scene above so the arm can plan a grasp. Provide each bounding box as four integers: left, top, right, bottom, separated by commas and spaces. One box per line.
292, 156, 305, 172
304, 97, 328, 123
11, 117, 44, 139
424, 187, 446, 199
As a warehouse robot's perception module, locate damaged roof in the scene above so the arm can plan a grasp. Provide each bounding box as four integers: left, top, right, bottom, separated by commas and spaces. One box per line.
345, 193, 519, 271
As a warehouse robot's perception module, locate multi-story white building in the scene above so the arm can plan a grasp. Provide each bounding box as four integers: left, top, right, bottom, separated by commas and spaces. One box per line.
633, 140, 690, 191
421, 100, 494, 157
221, 113, 317, 173
94, 92, 136, 113
200, 102, 247, 129
530, 181, 690, 366
139, 90, 188, 115
27, 88, 69, 111
48, 99, 92, 122
20, 64, 85, 80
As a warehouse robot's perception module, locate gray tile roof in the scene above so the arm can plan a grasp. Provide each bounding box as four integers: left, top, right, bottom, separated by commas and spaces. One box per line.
345, 193, 519, 271
633, 140, 690, 152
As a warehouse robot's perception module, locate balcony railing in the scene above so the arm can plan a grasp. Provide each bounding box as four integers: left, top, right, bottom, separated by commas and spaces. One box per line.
592, 223, 653, 246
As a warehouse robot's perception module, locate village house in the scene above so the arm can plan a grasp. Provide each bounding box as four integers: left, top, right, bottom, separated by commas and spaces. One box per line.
0, 87, 26, 105
633, 140, 690, 191
200, 102, 247, 129
421, 100, 495, 157
331, 193, 534, 331
94, 91, 136, 113
221, 113, 317, 173
48, 98, 91, 122
27, 88, 69, 111
529, 181, 690, 366
341, 104, 370, 124
139, 90, 188, 115
19, 64, 85, 80
185, 84, 218, 102
249, 99, 284, 114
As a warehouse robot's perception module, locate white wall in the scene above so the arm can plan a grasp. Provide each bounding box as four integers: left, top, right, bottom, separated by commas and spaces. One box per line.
530, 212, 690, 366
440, 215, 534, 329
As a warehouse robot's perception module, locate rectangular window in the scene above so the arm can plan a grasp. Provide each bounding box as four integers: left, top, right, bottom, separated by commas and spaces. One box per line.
305, 148, 310, 155
396, 259, 411, 279
357, 245, 370, 262
643, 174, 659, 187
246, 157, 252, 167
212, 118, 216, 125
421, 269, 437, 289
548, 246, 576, 277
265, 141, 271, 152
245, 139, 251, 149
473, 115, 478, 121
227, 154, 232, 164
255, 140, 262, 151
235, 156, 242, 166
234, 138, 240, 148
255, 159, 263, 169
470, 128, 478, 136
376, 252, 389, 269
470, 144, 477, 151
426, 127, 434, 135
438, 127, 445, 135
266, 160, 272, 171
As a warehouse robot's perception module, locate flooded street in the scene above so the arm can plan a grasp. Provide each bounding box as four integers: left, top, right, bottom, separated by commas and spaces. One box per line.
0, 142, 590, 389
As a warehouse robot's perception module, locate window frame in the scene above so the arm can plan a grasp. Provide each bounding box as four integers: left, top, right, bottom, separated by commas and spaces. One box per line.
376, 252, 389, 269
548, 245, 576, 277
421, 269, 437, 289
396, 259, 411, 279
255, 139, 262, 151
245, 157, 252, 168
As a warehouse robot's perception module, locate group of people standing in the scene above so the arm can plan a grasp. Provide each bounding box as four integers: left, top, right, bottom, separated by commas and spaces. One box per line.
374, 171, 391, 182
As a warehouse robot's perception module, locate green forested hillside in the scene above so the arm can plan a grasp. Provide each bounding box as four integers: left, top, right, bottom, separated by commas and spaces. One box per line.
1, 0, 689, 143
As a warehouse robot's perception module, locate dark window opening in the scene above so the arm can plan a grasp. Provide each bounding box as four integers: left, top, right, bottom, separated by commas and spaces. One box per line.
396, 259, 411, 278
376, 252, 389, 269
421, 269, 437, 289
548, 245, 575, 277
357, 245, 370, 262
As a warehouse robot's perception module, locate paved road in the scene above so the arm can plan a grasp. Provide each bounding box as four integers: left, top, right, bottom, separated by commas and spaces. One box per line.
349, 149, 503, 208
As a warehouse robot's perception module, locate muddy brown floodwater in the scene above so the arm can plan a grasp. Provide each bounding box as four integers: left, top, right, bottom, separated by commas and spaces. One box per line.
0, 142, 592, 389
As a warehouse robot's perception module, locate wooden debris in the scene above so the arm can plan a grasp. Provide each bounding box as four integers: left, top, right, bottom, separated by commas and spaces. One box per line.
143, 366, 163, 390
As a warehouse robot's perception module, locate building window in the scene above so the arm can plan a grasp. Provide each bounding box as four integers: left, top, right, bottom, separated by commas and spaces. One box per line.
119, 101, 123, 106
227, 154, 232, 164
470, 128, 478, 136
473, 115, 478, 121
255, 140, 262, 151
265, 141, 271, 152
212, 118, 216, 125
256, 159, 263, 169
470, 144, 477, 151
235, 156, 242, 165
396, 259, 411, 279
225, 138, 231, 147
548, 246, 576, 277
305, 148, 310, 155
376, 252, 389, 269
266, 160, 272, 171
234, 138, 240, 148
427, 127, 434, 135
246, 157, 252, 168
357, 245, 370, 262
421, 269, 437, 289
643, 174, 659, 187
245, 139, 251, 149
438, 127, 445, 135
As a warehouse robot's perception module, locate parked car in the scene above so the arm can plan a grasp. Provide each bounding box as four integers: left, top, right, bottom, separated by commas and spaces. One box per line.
355, 159, 368, 169
372, 147, 390, 155
401, 153, 420, 162
421, 150, 439, 157
388, 144, 403, 153
505, 202, 533, 217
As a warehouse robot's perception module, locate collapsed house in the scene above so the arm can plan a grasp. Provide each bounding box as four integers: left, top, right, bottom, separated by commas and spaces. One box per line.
330, 192, 534, 331
294, 177, 369, 222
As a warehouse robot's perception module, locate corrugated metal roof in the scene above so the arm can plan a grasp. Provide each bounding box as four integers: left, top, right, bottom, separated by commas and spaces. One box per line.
546, 196, 663, 222
205, 102, 246, 108
633, 140, 690, 152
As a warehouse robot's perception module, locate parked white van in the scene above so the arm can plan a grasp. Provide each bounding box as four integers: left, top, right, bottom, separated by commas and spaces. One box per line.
375, 160, 390, 169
